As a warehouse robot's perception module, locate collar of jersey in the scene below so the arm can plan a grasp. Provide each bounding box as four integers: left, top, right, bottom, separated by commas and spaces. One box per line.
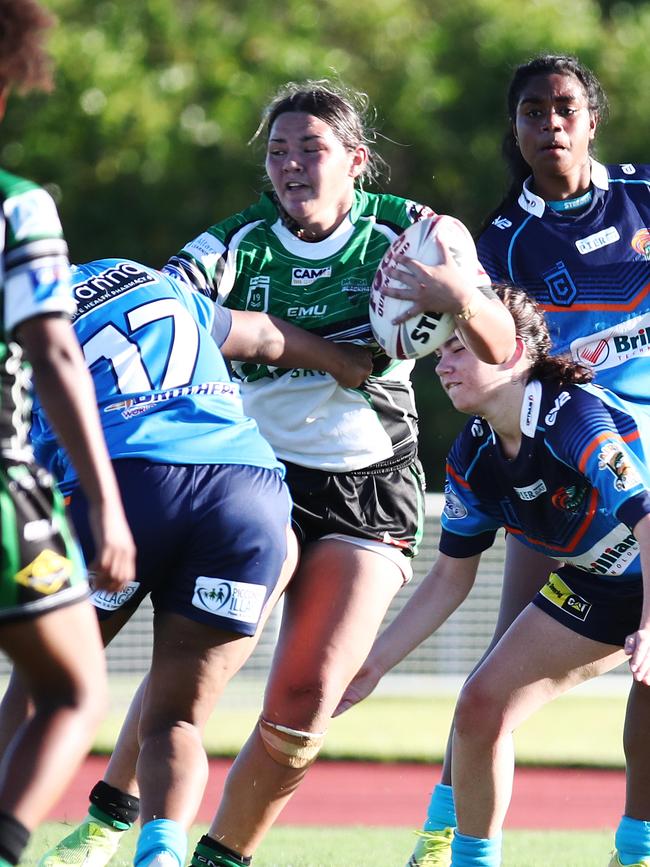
270, 212, 355, 259
517, 158, 609, 218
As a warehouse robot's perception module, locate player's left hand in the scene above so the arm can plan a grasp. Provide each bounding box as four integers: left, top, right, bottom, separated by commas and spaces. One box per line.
625, 628, 650, 684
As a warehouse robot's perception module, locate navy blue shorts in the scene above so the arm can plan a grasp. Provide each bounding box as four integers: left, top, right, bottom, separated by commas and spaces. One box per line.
533, 567, 642, 646
68, 459, 291, 636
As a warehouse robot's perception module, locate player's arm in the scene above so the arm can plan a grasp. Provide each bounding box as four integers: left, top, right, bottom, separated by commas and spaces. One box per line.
624, 513, 650, 684
222, 309, 373, 388
17, 314, 135, 590
334, 552, 480, 714
383, 245, 516, 364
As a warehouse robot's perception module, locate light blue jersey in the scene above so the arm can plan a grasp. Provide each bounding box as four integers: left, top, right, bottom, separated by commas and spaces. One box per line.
32, 258, 283, 492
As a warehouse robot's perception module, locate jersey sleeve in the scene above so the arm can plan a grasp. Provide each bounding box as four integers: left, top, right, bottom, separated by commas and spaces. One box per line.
550, 387, 650, 530
438, 431, 502, 557
476, 227, 512, 284
3, 183, 75, 336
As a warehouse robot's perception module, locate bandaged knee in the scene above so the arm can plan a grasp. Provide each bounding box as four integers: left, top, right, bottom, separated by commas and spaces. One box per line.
258, 717, 325, 768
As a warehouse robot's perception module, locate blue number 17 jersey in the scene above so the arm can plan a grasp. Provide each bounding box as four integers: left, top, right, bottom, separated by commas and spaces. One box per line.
32, 258, 282, 492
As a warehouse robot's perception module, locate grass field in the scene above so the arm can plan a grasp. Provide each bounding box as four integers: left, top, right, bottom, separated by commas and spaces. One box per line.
27, 825, 616, 867
93, 675, 630, 766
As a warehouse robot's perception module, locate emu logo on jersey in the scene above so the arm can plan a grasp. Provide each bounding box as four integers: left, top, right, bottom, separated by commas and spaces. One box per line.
193, 576, 266, 624
631, 229, 650, 261
598, 441, 641, 492
542, 261, 577, 306
541, 573, 591, 622
291, 267, 332, 286
73, 262, 156, 317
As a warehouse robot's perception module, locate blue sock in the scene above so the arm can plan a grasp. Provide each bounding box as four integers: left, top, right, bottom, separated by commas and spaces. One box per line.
615, 815, 650, 865
135, 819, 187, 867
451, 830, 502, 866
424, 783, 457, 831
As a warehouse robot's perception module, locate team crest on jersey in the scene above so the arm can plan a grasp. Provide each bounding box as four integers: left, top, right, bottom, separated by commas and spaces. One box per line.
246, 276, 270, 311
551, 484, 588, 512
540, 573, 591, 622
192, 576, 266, 624
631, 229, 650, 261
620, 164, 636, 175
443, 485, 468, 519
542, 261, 577, 306
291, 266, 332, 286
406, 201, 437, 224
597, 441, 641, 492
15, 549, 71, 595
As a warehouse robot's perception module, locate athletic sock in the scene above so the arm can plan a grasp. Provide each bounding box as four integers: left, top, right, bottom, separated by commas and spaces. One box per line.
423, 782, 457, 831
450, 830, 502, 866
89, 780, 140, 830
135, 819, 187, 867
191, 834, 252, 867
0, 811, 30, 865
615, 815, 650, 865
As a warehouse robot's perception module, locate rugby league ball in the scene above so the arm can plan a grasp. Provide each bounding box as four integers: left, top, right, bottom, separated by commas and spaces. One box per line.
369, 215, 490, 360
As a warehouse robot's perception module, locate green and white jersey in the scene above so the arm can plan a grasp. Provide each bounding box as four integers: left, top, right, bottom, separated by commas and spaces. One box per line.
0, 168, 74, 461
165, 190, 435, 472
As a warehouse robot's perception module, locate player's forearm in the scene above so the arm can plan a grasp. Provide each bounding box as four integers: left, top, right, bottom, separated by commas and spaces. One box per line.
454, 292, 517, 365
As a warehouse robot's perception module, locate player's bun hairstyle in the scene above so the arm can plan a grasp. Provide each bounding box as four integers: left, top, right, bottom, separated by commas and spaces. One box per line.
495, 283, 593, 387
503, 54, 609, 189
0, 0, 56, 93
254, 78, 389, 188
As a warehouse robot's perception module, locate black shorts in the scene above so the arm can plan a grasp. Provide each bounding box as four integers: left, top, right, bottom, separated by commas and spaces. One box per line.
283, 455, 426, 559
68, 459, 292, 637
0, 460, 87, 622
533, 567, 642, 646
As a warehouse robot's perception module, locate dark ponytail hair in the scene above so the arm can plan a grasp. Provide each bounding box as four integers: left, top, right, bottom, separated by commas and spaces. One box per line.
496, 283, 593, 387
479, 54, 608, 235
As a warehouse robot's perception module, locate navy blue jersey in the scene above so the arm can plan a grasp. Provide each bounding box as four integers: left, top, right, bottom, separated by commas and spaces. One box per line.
477, 161, 650, 405
440, 378, 650, 583
31, 258, 283, 492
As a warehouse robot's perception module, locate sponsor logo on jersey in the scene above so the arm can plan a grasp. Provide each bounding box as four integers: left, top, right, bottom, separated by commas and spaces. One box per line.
406, 202, 437, 224
73, 261, 157, 318
287, 304, 328, 318
544, 391, 571, 426
571, 313, 650, 370
104, 381, 239, 419
542, 261, 578, 306
631, 229, 650, 261
575, 226, 620, 255
291, 266, 332, 286
587, 532, 638, 575
342, 278, 369, 305
184, 231, 224, 258
90, 581, 141, 611
597, 441, 641, 492
621, 164, 636, 175
246, 276, 269, 311
540, 573, 591, 621
492, 215, 512, 230
470, 419, 484, 438
443, 485, 468, 519
513, 479, 547, 501
192, 576, 266, 624
551, 484, 588, 512
15, 549, 71, 595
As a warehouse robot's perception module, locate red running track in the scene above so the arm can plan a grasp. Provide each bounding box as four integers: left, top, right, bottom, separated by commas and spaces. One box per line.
49, 757, 625, 829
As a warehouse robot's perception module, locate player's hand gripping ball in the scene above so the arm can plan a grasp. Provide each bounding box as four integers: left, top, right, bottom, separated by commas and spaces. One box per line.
369, 215, 488, 359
